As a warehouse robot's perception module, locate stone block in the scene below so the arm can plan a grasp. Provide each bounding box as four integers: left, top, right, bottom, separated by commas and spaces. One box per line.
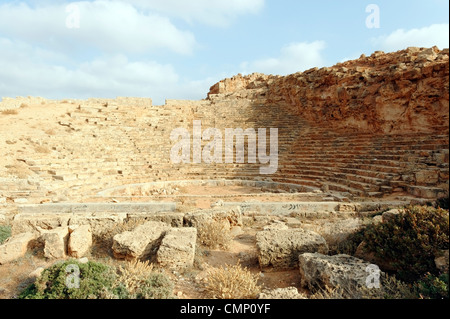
112, 221, 170, 260
0, 232, 35, 265
256, 228, 328, 269
157, 228, 197, 269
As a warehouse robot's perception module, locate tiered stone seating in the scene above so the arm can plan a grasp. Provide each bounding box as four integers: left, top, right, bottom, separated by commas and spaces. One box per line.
2, 97, 448, 203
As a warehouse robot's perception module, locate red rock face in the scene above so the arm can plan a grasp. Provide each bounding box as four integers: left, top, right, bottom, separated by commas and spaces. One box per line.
208, 47, 449, 135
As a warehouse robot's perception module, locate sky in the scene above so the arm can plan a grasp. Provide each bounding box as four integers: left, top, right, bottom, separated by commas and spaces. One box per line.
0, 0, 449, 105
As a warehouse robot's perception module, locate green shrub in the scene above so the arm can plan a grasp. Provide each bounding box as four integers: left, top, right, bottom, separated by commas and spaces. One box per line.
19, 259, 175, 300
19, 260, 117, 299
0, 225, 11, 244
133, 273, 175, 299
417, 273, 449, 299
362, 206, 449, 282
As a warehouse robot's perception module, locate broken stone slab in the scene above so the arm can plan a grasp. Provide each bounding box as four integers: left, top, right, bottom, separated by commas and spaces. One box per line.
68, 225, 93, 258
223, 202, 339, 216
40, 227, 70, 259
0, 232, 36, 265
256, 228, 328, 269
259, 287, 307, 299
12, 213, 71, 236
298, 253, 383, 297
112, 221, 171, 261
127, 212, 185, 228
156, 227, 197, 270
68, 213, 127, 236
262, 222, 289, 231
184, 206, 242, 228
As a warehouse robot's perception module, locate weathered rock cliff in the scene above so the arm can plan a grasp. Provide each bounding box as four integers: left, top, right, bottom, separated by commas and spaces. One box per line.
208, 47, 449, 134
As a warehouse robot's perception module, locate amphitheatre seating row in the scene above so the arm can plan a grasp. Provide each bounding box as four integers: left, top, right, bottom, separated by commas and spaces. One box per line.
3, 98, 448, 202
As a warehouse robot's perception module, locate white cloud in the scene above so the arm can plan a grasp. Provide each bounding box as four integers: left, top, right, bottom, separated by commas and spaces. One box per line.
372, 23, 450, 52
0, 37, 199, 104
127, 0, 265, 27
240, 41, 327, 76
0, 1, 196, 55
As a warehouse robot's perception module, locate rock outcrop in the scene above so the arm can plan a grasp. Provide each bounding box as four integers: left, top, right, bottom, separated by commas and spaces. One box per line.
208, 47, 449, 135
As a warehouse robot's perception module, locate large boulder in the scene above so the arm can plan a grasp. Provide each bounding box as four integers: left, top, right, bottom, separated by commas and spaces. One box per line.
157, 227, 197, 270
0, 232, 35, 264
256, 228, 328, 269
68, 225, 93, 258
298, 253, 383, 297
112, 221, 170, 260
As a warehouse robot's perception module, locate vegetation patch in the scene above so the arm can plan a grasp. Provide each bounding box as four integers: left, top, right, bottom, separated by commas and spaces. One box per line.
0, 225, 12, 244
202, 263, 261, 299
362, 206, 449, 282
18, 259, 175, 299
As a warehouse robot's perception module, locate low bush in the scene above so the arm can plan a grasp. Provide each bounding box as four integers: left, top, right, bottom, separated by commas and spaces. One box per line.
362, 206, 449, 282
417, 273, 449, 299
19, 259, 175, 299
19, 260, 117, 299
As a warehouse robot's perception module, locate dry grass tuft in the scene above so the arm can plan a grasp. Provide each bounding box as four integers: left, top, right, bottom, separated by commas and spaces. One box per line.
202, 263, 261, 299
117, 260, 155, 295
197, 219, 232, 250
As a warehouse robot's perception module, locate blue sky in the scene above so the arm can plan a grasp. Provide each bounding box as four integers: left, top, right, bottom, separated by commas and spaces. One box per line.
0, 0, 449, 105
